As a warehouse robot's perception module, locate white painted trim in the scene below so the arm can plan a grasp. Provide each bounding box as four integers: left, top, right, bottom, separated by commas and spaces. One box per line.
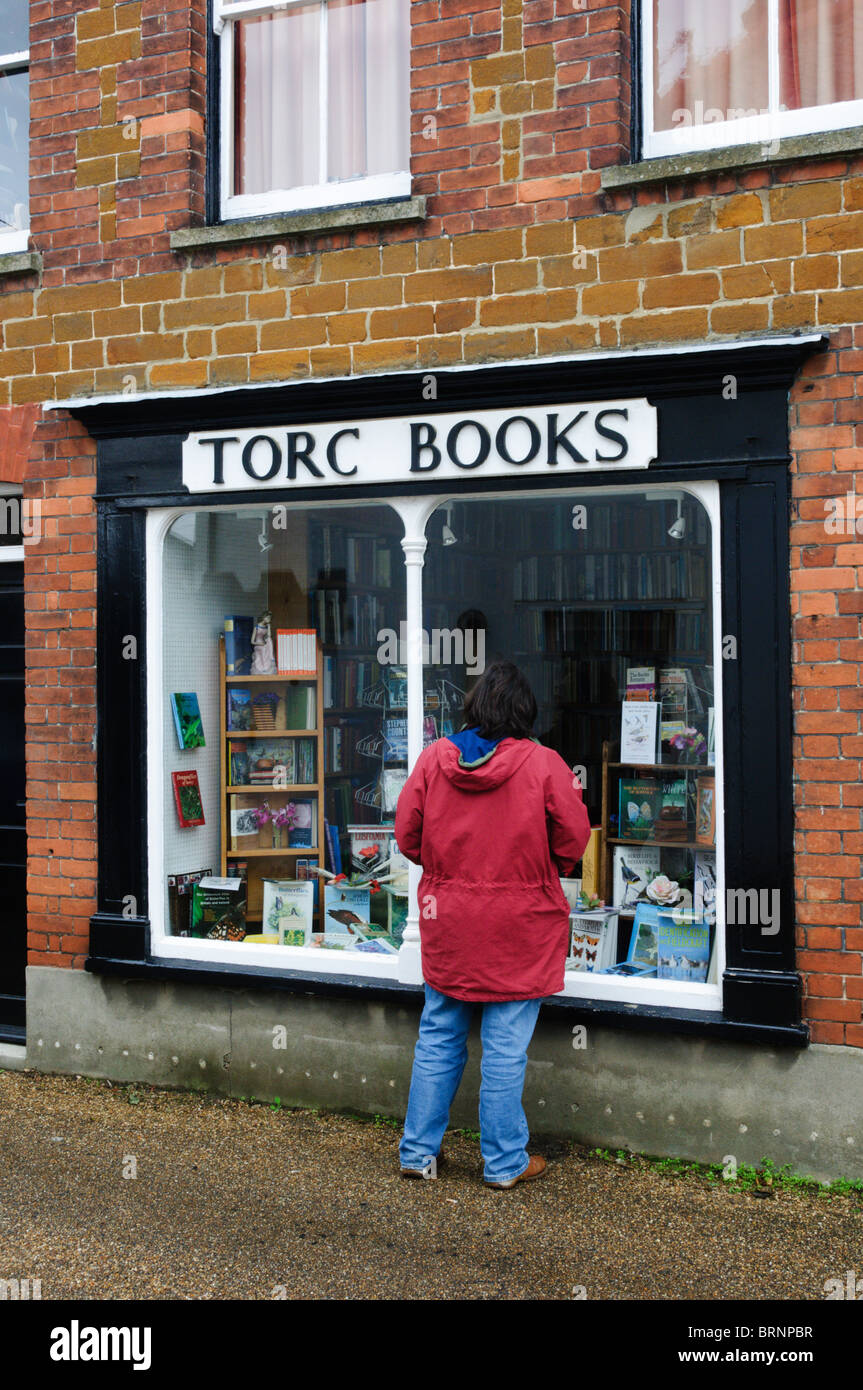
645, 99, 863, 159
0, 229, 30, 254
43, 334, 825, 413
0, 49, 29, 66
222, 172, 411, 221
0, 546, 24, 563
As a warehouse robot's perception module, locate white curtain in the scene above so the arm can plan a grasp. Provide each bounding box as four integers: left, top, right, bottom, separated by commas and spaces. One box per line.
780, 0, 863, 109
653, 0, 770, 128
234, 0, 409, 196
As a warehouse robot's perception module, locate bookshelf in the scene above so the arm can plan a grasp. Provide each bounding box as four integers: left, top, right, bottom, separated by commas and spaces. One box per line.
219, 634, 326, 928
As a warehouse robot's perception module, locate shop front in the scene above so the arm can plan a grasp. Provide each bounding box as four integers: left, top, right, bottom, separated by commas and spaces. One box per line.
30, 333, 859, 1179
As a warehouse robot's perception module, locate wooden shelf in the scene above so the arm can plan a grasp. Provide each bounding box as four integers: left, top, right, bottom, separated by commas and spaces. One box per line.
609, 761, 711, 771
607, 837, 707, 850
226, 671, 316, 683
225, 784, 318, 794
227, 847, 319, 858
226, 728, 316, 738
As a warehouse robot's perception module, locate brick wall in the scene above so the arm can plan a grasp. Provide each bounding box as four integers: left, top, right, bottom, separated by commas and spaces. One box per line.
6, 0, 863, 1038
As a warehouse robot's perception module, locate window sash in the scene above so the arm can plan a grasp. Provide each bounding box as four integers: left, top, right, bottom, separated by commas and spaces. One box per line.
642, 0, 863, 158
218, 0, 410, 219
0, 52, 29, 246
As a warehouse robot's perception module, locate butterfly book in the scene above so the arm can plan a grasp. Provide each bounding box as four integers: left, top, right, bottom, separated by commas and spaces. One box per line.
190, 877, 246, 939
170, 692, 205, 750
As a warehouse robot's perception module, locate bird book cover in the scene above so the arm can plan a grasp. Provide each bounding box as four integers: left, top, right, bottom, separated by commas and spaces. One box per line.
324, 884, 371, 943
612, 845, 661, 913
618, 778, 661, 841
171, 770, 205, 827
655, 915, 710, 983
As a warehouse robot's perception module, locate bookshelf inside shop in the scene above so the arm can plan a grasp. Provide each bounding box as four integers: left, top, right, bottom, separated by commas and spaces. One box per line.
220, 633, 325, 932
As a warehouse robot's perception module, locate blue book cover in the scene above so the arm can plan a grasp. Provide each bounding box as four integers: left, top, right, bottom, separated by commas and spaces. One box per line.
224, 615, 254, 676
656, 915, 710, 983
171, 692, 205, 749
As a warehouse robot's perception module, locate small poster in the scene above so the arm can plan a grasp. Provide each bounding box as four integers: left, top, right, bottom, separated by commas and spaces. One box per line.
696, 775, 716, 846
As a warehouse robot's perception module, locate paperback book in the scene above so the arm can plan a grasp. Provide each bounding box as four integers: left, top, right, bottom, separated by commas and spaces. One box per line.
170, 692, 205, 750
171, 770, 205, 828
224, 616, 254, 676
612, 844, 661, 913
618, 778, 661, 841
287, 799, 314, 848
167, 866, 212, 936
324, 884, 371, 942
190, 876, 246, 939
620, 700, 659, 764
656, 915, 710, 982
262, 879, 314, 946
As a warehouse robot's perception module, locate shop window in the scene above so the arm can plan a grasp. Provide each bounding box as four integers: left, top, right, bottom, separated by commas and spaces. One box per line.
643, 0, 863, 158
214, 0, 411, 221
152, 486, 722, 1007
0, 1, 29, 253
421, 488, 723, 1009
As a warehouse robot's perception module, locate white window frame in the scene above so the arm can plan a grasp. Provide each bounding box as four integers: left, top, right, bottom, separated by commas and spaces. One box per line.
214, 0, 411, 221
0, 483, 25, 562
642, 0, 863, 160
0, 34, 29, 253
147, 481, 723, 1013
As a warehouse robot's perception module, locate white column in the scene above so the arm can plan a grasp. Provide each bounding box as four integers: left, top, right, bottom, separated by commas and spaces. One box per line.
392, 496, 440, 985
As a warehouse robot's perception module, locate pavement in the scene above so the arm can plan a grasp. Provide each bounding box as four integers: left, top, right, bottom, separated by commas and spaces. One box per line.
0, 1069, 861, 1301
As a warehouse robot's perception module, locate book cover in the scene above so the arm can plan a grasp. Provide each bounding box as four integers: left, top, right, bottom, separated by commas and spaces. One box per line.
659, 668, 688, 716
324, 819, 342, 876
229, 741, 250, 787
612, 844, 661, 913
618, 778, 661, 841
696, 775, 716, 845
423, 714, 438, 746
167, 866, 212, 936
190, 876, 245, 938
295, 857, 320, 908
655, 776, 688, 842
567, 910, 618, 974
620, 700, 659, 764
230, 807, 260, 839
172, 770, 205, 828
385, 665, 408, 710
625, 901, 662, 973
287, 799, 314, 848
694, 852, 717, 927
227, 688, 252, 731
262, 879, 314, 946
324, 883, 371, 940
380, 768, 408, 813
579, 826, 602, 896
656, 914, 710, 982
348, 826, 391, 876
383, 717, 408, 763
224, 616, 254, 676
171, 692, 205, 750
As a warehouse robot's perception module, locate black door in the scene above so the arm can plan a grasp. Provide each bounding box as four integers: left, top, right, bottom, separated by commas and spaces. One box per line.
0, 561, 25, 1038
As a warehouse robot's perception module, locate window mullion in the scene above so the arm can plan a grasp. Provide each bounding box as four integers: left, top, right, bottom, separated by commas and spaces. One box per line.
319, 0, 328, 185
767, 0, 780, 114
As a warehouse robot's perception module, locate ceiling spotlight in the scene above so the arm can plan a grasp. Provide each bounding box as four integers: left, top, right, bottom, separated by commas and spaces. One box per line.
667, 498, 686, 541
442, 504, 457, 547
258, 517, 273, 553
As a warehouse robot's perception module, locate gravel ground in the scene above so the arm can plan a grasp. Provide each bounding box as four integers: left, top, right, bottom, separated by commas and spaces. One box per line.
0, 1069, 860, 1301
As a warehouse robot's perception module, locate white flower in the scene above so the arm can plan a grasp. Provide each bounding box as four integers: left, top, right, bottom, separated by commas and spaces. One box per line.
646, 875, 680, 905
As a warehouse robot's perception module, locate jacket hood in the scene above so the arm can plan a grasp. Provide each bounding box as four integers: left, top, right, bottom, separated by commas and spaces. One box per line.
441, 730, 539, 791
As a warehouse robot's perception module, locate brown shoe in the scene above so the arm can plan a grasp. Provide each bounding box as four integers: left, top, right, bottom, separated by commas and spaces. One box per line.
400, 1150, 444, 1179
484, 1155, 547, 1190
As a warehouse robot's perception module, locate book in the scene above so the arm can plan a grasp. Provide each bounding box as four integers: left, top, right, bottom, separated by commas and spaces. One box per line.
612, 844, 661, 913
385, 665, 408, 710
380, 768, 408, 813
167, 866, 212, 936
620, 700, 659, 764
694, 852, 717, 927
324, 819, 342, 875
579, 826, 602, 896
625, 665, 656, 699
707, 707, 715, 765
348, 825, 392, 876
229, 741, 251, 787
295, 857, 320, 908
423, 714, 438, 746
287, 799, 314, 848
283, 685, 315, 730
170, 692, 205, 750
262, 879, 314, 946
695, 775, 716, 845
230, 807, 259, 838
659, 667, 688, 717
567, 909, 618, 974
171, 770, 205, 827
383, 717, 408, 763
190, 876, 246, 939
625, 901, 662, 973
618, 778, 661, 841
224, 616, 254, 676
654, 776, 688, 842
276, 628, 316, 674
227, 688, 252, 732
324, 883, 371, 940
656, 914, 710, 982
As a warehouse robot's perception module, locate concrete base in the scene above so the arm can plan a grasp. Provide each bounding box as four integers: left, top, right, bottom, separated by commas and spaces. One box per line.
25, 965, 863, 1183
0, 1041, 27, 1071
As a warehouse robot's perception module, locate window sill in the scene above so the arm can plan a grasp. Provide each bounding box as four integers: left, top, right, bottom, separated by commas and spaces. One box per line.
170, 196, 426, 251
0, 249, 41, 278
602, 125, 863, 190
85, 952, 809, 1046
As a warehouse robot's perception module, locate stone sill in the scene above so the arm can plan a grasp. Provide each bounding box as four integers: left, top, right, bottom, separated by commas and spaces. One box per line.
0, 250, 42, 278
601, 125, 863, 189
171, 196, 427, 250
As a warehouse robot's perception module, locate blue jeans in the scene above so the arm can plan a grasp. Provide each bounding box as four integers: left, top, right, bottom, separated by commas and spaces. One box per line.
399, 984, 542, 1184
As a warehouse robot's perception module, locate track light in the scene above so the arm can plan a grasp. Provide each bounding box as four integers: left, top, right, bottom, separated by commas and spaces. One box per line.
667, 498, 686, 541
442, 504, 457, 546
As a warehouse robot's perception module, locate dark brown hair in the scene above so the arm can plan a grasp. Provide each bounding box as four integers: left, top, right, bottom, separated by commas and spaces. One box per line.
461, 660, 537, 740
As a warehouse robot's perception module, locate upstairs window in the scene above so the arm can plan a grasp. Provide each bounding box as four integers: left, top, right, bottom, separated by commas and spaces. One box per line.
643, 0, 863, 158
0, 1, 28, 252
214, 0, 411, 220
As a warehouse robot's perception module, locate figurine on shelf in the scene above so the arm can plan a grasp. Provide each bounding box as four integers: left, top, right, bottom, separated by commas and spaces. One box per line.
251, 609, 277, 675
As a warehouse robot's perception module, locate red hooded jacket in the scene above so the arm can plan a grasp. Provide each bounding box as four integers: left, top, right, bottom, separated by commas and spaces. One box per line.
394, 734, 592, 1002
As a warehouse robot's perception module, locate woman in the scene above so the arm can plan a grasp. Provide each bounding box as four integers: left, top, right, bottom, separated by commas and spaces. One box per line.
394, 660, 591, 1190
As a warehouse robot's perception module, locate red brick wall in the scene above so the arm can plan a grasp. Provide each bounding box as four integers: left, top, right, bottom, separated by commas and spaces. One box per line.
8, 0, 863, 1043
